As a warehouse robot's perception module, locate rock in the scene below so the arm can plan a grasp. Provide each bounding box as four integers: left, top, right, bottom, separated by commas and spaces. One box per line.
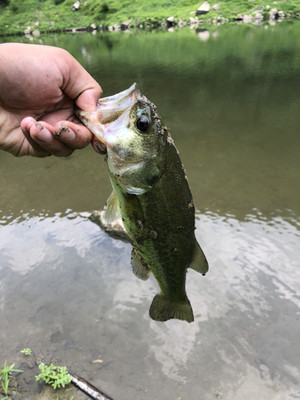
24, 26, 31, 34
108, 24, 120, 31
32, 29, 40, 36
90, 23, 97, 30
167, 16, 176, 26
243, 14, 252, 23
72, 1, 80, 11
121, 20, 131, 29
212, 3, 221, 11
254, 12, 263, 20
189, 17, 199, 27
270, 8, 278, 19
277, 10, 285, 18
178, 18, 185, 27
196, 2, 210, 15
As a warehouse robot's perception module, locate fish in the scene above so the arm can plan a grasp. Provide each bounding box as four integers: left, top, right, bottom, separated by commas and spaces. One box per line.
76, 83, 208, 323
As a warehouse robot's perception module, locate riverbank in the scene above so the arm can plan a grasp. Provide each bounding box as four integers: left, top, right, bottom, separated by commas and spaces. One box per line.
0, 0, 299, 36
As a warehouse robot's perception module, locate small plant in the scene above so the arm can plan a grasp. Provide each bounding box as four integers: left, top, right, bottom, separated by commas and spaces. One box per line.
0, 361, 23, 399
35, 363, 72, 390
20, 348, 32, 356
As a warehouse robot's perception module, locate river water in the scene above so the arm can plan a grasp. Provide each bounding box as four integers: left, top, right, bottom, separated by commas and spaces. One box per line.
0, 21, 300, 399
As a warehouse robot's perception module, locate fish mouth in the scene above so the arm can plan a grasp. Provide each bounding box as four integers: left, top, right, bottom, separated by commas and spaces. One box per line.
76, 83, 140, 151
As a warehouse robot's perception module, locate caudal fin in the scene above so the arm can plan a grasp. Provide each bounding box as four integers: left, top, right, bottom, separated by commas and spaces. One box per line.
149, 294, 194, 323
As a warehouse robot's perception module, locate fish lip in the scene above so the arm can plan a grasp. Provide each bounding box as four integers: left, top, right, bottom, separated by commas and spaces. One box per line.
76, 83, 140, 147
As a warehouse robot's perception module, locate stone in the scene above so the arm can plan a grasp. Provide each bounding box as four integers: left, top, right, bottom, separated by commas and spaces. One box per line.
72, 1, 80, 11
32, 29, 40, 36
121, 20, 131, 29
277, 10, 285, 18
90, 23, 97, 30
167, 16, 176, 26
196, 2, 210, 15
270, 8, 278, 19
254, 12, 264, 20
243, 14, 253, 23
212, 3, 221, 11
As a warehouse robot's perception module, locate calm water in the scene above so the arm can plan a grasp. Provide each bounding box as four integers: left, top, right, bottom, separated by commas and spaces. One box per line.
1, 22, 300, 399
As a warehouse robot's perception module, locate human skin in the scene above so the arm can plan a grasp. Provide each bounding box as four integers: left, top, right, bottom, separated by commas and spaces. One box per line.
0, 43, 103, 157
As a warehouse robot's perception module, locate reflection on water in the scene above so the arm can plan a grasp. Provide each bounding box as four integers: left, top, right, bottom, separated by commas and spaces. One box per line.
0, 21, 300, 399
0, 210, 299, 398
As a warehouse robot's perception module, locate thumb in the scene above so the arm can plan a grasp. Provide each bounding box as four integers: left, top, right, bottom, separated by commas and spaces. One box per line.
76, 87, 102, 112
62, 53, 102, 112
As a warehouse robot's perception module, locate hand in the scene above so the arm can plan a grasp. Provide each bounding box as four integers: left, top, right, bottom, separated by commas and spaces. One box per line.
0, 43, 102, 157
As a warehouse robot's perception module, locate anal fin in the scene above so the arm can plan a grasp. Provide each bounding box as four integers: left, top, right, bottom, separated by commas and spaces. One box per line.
189, 240, 209, 276
131, 248, 150, 281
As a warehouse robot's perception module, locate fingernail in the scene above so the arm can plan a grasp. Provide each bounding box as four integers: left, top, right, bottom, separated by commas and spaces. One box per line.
35, 122, 44, 130
55, 124, 75, 140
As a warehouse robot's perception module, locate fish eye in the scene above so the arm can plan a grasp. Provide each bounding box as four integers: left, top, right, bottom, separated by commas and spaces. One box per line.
136, 115, 150, 133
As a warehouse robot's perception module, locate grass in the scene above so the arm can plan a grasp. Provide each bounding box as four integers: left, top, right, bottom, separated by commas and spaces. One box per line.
0, 361, 23, 399
0, 0, 299, 35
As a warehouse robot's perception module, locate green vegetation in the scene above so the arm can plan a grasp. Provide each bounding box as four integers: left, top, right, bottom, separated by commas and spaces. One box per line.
0, 361, 22, 400
20, 348, 32, 356
35, 363, 72, 390
0, 0, 299, 36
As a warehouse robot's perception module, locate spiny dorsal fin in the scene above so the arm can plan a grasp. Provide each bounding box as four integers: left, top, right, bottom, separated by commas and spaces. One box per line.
131, 248, 150, 281
189, 240, 209, 276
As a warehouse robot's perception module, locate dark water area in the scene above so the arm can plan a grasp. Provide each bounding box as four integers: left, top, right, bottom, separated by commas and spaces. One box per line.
0, 22, 300, 399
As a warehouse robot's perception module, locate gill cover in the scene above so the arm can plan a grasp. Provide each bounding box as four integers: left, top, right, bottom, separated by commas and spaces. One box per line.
77, 83, 165, 195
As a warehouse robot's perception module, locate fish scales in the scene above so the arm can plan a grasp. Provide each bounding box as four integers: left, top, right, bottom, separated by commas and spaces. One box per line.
76, 83, 208, 322
109, 141, 195, 301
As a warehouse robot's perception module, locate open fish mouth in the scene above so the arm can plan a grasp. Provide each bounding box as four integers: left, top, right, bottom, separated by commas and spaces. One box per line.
76, 83, 140, 150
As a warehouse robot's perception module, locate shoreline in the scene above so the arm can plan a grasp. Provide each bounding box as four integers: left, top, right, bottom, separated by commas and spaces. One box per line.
0, 0, 299, 38
0, 13, 299, 39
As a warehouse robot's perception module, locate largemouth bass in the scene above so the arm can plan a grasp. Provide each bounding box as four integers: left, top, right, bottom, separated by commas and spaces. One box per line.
77, 83, 208, 323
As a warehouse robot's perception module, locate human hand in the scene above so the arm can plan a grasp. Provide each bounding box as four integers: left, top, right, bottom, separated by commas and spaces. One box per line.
0, 43, 102, 157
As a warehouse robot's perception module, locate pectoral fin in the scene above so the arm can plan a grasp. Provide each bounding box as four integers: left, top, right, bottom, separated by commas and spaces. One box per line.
131, 249, 150, 281
189, 240, 209, 276
91, 192, 130, 241
101, 192, 123, 226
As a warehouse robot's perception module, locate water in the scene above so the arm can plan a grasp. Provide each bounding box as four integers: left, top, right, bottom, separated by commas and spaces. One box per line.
1, 21, 300, 399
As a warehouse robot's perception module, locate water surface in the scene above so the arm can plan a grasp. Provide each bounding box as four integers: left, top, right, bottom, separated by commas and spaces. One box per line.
0, 22, 300, 399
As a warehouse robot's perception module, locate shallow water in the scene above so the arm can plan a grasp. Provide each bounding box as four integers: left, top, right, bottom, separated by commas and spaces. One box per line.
1, 21, 300, 399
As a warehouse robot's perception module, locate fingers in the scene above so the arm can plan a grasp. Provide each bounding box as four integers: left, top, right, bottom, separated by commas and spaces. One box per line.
21, 117, 74, 157
53, 119, 92, 149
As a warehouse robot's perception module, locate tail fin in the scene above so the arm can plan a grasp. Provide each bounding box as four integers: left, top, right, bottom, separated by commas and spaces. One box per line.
149, 294, 194, 323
